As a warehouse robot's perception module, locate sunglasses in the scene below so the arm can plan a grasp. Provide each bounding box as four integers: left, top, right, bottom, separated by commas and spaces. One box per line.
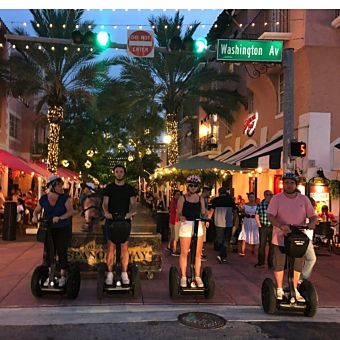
188, 183, 198, 188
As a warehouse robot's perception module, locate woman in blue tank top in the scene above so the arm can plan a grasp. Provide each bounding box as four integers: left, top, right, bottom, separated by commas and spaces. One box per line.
177, 175, 206, 288
32, 175, 73, 287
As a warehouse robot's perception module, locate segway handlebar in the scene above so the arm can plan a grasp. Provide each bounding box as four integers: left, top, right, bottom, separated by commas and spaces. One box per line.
289, 224, 309, 231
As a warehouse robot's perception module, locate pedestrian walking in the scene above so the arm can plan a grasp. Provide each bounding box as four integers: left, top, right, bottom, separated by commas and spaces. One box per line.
254, 190, 274, 268
166, 189, 181, 256
209, 187, 237, 264
238, 192, 259, 256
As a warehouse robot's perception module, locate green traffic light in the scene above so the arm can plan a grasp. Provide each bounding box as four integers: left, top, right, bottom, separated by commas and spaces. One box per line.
96, 31, 110, 48
194, 37, 208, 54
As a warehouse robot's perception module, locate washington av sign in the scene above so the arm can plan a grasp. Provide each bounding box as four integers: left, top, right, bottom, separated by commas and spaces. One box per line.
217, 39, 283, 62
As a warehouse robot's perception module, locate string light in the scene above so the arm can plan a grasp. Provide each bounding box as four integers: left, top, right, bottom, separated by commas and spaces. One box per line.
36, 23, 40, 28
251, 23, 255, 27
166, 113, 178, 165
64, 46, 68, 51
23, 22, 27, 26
51, 46, 55, 51
85, 160, 92, 168
47, 106, 63, 173
62, 24, 66, 28
49, 23, 53, 28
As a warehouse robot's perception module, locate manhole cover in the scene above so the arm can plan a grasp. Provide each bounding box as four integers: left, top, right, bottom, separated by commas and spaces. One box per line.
178, 312, 226, 329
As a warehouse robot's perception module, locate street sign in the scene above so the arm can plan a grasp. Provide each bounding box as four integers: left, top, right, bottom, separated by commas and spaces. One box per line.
127, 30, 154, 58
217, 39, 283, 62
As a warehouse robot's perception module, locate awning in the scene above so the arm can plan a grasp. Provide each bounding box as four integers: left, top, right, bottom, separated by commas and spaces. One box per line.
213, 148, 232, 161
0, 149, 39, 174
168, 156, 243, 171
25, 160, 52, 178
240, 135, 283, 169
223, 144, 257, 164
57, 167, 80, 181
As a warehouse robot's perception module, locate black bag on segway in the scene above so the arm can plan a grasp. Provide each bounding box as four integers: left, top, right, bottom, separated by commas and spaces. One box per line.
107, 220, 131, 244
36, 225, 47, 243
284, 231, 309, 258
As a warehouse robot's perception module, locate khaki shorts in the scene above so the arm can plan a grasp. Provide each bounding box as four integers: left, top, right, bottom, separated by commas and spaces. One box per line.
273, 245, 304, 272
169, 222, 180, 242
179, 220, 204, 238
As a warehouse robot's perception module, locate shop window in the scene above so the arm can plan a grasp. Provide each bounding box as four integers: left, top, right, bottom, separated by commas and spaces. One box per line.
9, 114, 19, 140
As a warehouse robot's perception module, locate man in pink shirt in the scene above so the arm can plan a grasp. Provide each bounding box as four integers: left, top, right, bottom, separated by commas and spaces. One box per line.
166, 190, 181, 256
267, 172, 317, 302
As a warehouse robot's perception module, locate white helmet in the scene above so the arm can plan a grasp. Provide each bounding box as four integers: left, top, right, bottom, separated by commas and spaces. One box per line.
46, 175, 62, 188
86, 182, 96, 192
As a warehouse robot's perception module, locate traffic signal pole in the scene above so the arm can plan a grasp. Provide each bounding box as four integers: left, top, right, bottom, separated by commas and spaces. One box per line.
4, 33, 215, 57
282, 48, 295, 172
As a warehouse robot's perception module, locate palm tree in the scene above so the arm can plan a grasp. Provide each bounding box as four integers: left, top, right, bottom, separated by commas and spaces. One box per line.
112, 11, 245, 165
3, 10, 111, 173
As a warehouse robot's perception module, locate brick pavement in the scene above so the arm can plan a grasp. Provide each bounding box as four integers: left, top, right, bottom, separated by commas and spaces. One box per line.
0, 205, 340, 308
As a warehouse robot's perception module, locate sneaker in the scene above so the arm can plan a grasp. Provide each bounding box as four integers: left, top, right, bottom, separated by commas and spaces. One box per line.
195, 276, 204, 288
121, 271, 130, 285
105, 271, 113, 285
217, 255, 227, 264
165, 247, 172, 253
58, 276, 66, 287
180, 276, 187, 287
276, 288, 284, 300
295, 289, 305, 303
171, 251, 180, 257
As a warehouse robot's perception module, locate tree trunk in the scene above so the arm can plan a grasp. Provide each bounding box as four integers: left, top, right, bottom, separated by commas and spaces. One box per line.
47, 106, 64, 173
166, 113, 178, 165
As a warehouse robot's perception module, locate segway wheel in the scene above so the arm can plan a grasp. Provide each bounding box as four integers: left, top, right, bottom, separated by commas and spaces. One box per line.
202, 267, 215, 299
261, 278, 277, 314
66, 264, 81, 299
31, 265, 49, 298
97, 262, 107, 300
300, 280, 318, 317
129, 264, 141, 298
169, 266, 180, 298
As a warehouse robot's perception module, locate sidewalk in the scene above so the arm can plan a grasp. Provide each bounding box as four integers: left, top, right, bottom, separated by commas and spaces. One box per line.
0, 205, 340, 308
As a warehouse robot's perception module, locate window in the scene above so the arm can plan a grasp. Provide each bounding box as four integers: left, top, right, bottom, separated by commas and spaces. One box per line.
9, 114, 19, 139
278, 73, 284, 114
247, 90, 254, 113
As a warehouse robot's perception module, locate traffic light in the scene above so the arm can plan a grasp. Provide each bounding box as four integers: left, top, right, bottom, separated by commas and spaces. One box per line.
71, 30, 111, 50
168, 36, 208, 54
290, 141, 307, 157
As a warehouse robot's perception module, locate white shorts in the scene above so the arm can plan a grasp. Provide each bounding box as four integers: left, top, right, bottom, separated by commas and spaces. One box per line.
179, 220, 204, 238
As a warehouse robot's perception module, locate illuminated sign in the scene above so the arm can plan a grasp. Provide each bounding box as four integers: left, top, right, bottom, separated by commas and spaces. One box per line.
243, 112, 258, 137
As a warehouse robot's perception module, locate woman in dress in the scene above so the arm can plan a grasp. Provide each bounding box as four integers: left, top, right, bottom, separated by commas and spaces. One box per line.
238, 192, 259, 256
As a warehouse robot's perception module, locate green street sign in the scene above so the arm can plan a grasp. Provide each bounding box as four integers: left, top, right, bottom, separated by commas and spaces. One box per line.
217, 39, 283, 62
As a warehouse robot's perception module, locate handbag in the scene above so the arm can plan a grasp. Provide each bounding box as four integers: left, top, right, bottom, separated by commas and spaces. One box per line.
36, 221, 48, 243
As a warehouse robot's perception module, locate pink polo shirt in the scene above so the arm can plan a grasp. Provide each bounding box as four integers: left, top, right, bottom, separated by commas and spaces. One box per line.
267, 192, 316, 246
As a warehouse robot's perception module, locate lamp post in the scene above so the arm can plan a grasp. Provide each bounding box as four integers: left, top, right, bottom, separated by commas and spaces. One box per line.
164, 134, 172, 165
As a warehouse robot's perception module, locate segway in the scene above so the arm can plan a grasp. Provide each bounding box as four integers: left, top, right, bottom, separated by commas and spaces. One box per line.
31, 219, 81, 299
97, 216, 141, 299
262, 225, 318, 317
169, 218, 215, 299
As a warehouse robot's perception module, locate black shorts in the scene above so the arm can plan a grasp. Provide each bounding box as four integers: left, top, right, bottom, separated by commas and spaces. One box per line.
104, 219, 131, 244
272, 245, 304, 272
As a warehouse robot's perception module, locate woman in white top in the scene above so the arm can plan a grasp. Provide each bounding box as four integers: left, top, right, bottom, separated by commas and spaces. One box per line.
238, 192, 259, 256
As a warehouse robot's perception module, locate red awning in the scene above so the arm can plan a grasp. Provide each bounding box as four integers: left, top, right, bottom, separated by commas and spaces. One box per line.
0, 149, 39, 174
57, 167, 80, 181
26, 160, 53, 179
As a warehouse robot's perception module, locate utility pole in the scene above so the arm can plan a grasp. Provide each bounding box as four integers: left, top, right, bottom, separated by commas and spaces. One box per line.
282, 48, 295, 172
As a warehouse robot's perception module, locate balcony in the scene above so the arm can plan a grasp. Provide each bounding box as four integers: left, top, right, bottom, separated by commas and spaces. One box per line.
31, 143, 47, 159
331, 10, 340, 29
241, 10, 292, 41
192, 135, 220, 156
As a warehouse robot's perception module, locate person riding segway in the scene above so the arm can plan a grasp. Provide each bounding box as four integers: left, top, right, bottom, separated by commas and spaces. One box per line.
263, 172, 318, 316
97, 164, 140, 299
169, 175, 215, 299
31, 175, 80, 299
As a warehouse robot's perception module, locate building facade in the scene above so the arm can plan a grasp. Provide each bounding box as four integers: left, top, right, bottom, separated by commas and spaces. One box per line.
178, 9, 340, 215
